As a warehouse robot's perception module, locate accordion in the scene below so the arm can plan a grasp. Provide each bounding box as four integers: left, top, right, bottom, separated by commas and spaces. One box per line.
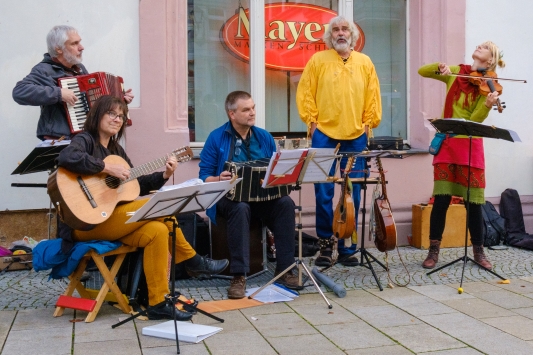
224, 158, 291, 202
58, 72, 125, 134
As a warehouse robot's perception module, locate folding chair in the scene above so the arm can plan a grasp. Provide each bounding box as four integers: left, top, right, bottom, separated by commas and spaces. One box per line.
54, 244, 138, 322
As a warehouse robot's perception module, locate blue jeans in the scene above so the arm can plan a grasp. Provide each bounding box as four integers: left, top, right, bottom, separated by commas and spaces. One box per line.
312, 129, 368, 255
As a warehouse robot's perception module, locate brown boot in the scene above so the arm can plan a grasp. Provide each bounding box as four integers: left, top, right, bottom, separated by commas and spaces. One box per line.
473, 245, 492, 270
422, 240, 441, 269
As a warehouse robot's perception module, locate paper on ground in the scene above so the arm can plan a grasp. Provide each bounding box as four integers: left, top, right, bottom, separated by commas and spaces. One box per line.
245, 284, 298, 303
142, 321, 222, 343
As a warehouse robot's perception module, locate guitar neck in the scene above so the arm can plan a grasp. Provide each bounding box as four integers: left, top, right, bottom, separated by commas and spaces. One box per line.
126, 154, 171, 182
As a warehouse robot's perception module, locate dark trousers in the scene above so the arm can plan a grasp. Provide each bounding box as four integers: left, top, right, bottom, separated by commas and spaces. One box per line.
216, 196, 295, 274
429, 195, 484, 245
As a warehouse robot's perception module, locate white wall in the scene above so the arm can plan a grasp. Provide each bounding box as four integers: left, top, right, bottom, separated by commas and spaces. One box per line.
465, 0, 533, 198
0, 0, 140, 210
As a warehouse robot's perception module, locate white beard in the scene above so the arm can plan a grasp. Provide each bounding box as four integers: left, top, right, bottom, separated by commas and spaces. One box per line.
333, 38, 350, 52
63, 50, 83, 66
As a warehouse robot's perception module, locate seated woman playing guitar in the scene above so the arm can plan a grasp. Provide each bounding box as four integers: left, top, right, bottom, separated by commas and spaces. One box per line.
55, 95, 228, 320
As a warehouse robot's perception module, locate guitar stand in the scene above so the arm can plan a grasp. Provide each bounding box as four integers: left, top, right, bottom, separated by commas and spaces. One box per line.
321, 156, 387, 291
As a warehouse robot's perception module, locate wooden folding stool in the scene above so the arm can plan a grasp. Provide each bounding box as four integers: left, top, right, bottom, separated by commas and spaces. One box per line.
54, 244, 138, 322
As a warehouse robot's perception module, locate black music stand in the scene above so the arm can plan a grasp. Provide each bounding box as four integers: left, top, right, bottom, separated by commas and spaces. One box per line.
426, 119, 519, 286
249, 147, 338, 308
112, 179, 239, 354
11, 139, 70, 238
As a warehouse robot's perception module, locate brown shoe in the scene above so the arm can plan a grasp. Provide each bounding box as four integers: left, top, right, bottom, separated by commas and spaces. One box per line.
276, 270, 305, 291
228, 275, 246, 299
422, 240, 441, 269
473, 245, 492, 270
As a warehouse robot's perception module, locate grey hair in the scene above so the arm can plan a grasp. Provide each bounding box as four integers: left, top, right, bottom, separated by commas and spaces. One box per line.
323, 16, 359, 49
46, 25, 78, 57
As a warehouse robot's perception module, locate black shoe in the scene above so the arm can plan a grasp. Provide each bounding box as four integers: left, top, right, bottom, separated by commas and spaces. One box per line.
338, 253, 359, 266
185, 255, 229, 279
147, 303, 193, 321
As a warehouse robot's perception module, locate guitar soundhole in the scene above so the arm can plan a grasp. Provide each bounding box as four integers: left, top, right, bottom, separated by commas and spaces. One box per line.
105, 176, 122, 189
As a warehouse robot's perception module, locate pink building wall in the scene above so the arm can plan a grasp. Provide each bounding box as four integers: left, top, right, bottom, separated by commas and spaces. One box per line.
126, 0, 473, 246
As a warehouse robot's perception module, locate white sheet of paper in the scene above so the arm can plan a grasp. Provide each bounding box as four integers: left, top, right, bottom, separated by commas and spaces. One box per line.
142, 321, 222, 343
300, 148, 337, 183
245, 285, 296, 303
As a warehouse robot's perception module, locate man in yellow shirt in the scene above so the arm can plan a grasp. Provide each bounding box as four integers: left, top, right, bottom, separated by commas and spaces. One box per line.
296, 15, 381, 267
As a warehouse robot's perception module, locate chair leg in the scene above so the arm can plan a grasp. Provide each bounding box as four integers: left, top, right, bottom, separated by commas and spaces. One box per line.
54, 257, 90, 318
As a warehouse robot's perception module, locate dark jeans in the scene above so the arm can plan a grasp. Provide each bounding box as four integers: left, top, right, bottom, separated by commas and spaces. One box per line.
429, 195, 484, 245
216, 196, 295, 274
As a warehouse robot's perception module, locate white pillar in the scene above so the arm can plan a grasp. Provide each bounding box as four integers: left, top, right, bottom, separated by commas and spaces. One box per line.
338, 0, 353, 22
250, 0, 265, 128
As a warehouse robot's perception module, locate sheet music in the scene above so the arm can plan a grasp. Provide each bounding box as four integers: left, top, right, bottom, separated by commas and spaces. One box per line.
36, 139, 71, 147
300, 147, 337, 183
262, 149, 307, 188
159, 178, 204, 191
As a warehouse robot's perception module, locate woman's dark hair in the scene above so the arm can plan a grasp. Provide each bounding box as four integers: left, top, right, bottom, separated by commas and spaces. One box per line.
83, 95, 128, 152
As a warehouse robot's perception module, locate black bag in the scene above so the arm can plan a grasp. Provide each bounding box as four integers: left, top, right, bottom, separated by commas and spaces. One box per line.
499, 188, 533, 250
368, 136, 409, 151
481, 201, 507, 247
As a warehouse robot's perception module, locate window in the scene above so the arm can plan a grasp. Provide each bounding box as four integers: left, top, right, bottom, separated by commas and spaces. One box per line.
187, 0, 407, 142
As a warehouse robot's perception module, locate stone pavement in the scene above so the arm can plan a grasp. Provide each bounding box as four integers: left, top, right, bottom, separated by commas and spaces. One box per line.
1, 246, 533, 354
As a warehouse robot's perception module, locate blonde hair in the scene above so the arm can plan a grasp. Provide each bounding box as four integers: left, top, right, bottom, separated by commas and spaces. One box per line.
482, 41, 505, 71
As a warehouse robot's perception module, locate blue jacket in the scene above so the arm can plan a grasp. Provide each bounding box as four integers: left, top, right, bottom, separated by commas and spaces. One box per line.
33, 238, 121, 279
199, 121, 276, 223
12, 53, 88, 140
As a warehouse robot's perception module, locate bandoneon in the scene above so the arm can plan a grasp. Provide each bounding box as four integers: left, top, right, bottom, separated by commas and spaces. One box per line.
58, 72, 125, 134
224, 158, 290, 202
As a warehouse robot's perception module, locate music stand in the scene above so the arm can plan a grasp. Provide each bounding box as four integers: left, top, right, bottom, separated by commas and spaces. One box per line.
426, 119, 518, 286
249, 147, 338, 308
11, 139, 70, 239
112, 179, 240, 353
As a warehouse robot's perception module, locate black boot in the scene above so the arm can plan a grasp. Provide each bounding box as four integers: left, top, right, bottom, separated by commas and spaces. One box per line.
147, 303, 193, 321
185, 255, 229, 279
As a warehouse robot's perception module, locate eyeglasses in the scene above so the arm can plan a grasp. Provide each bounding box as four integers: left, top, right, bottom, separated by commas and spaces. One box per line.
107, 111, 127, 123
234, 138, 242, 156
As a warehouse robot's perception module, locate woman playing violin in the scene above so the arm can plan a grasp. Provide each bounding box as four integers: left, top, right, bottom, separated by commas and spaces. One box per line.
418, 41, 505, 270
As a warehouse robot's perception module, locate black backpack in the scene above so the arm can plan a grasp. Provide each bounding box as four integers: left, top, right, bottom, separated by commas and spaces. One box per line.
481, 201, 507, 247
499, 188, 533, 250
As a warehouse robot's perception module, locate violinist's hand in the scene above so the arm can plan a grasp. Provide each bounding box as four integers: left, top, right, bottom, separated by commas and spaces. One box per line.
485, 91, 499, 108
162, 156, 178, 179
438, 62, 451, 75
103, 163, 131, 181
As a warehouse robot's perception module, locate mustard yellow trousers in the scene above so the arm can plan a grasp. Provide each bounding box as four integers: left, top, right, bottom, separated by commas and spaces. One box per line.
73, 198, 196, 305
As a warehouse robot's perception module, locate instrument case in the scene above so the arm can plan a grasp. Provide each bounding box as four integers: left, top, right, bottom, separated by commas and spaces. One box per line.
368, 136, 406, 150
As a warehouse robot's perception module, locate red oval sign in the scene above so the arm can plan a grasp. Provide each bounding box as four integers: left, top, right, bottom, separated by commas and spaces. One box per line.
220, 3, 365, 71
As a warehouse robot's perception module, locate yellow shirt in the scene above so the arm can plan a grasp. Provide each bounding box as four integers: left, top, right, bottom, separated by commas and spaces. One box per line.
296, 49, 382, 140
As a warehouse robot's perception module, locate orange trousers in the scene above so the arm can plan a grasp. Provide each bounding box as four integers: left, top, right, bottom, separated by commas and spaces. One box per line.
74, 198, 196, 305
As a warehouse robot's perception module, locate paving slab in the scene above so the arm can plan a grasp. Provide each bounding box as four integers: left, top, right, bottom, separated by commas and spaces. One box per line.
344, 344, 413, 355
332, 289, 390, 309
267, 333, 345, 355
290, 302, 360, 325
351, 304, 421, 328
442, 298, 517, 319
468, 289, 533, 309
481, 315, 533, 340
398, 300, 458, 317
409, 284, 476, 301
381, 323, 466, 353
419, 312, 533, 354
315, 321, 396, 350
512, 306, 533, 320
203, 329, 277, 355
1, 326, 72, 355
246, 311, 317, 337
0, 311, 15, 351
421, 348, 483, 355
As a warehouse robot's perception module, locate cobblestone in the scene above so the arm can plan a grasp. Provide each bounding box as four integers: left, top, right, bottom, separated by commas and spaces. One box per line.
1, 245, 532, 309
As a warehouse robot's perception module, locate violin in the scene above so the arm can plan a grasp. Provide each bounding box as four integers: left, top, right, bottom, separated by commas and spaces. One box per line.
435, 69, 527, 113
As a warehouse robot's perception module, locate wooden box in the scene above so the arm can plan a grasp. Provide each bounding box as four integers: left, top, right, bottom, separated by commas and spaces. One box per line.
411, 204, 471, 249
0, 253, 33, 272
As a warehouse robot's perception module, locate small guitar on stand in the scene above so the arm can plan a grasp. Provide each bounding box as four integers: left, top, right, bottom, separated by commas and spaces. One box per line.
373, 157, 397, 252
48, 146, 193, 230
332, 156, 356, 239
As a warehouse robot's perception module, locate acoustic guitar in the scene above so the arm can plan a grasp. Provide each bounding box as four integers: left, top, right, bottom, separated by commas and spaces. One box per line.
373, 157, 397, 252
332, 156, 356, 239
48, 146, 193, 230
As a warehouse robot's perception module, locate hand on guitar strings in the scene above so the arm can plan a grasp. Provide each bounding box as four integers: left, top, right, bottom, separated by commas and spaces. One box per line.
103, 162, 131, 180
162, 156, 178, 179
